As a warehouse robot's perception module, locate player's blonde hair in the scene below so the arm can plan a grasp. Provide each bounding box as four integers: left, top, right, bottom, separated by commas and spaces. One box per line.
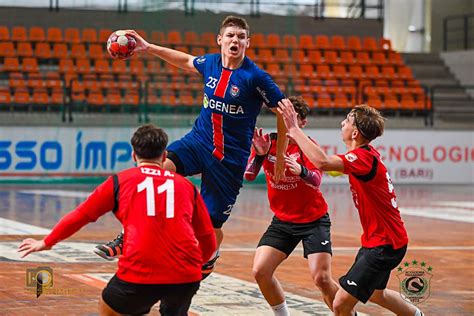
220, 16, 250, 37
349, 104, 385, 141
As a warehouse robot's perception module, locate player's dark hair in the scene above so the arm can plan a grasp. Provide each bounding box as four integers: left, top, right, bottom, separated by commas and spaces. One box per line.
131, 124, 168, 159
220, 15, 250, 37
289, 95, 310, 120
349, 104, 385, 141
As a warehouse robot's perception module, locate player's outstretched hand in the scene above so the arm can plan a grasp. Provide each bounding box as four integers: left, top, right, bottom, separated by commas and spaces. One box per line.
18, 238, 50, 258
277, 98, 299, 137
284, 155, 302, 176
252, 128, 270, 156
123, 30, 149, 52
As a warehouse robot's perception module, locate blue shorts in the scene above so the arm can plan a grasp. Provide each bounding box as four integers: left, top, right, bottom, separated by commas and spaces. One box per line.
167, 132, 245, 228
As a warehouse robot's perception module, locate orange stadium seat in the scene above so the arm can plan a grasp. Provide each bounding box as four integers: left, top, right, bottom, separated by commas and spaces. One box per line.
365, 66, 381, 79
315, 35, 330, 50
372, 52, 387, 65
151, 31, 166, 44
282, 34, 297, 49
251, 33, 265, 48
98, 29, 113, 43
22, 58, 39, 72
17, 42, 34, 57
13, 88, 30, 104
71, 44, 87, 59
266, 34, 281, 48
3, 57, 20, 72
274, 49, 290, 63
27, 73, 45, 89
47, 27, 63, 42
388, 52, 403, 65
184, 31, 199, 46
82, 28, 98, 43
130, 59, 145, 76
29, 27, 46, 42
106, 91, 122, 106
64, 28, 81, 44
32, 88, 50, 105
398, 66, 413, 79
52, 43, 69, 59
265, 63, 281, 77
348, 65, 364, 79
87, 90, 105, 106
9, 75, 26, 89
111, 59, 127, 74
381, 66, 396, 79
0, 26, 10, 41
324, 50, 338, 64
362, 37, 378, 51
307, 50, 322, 65
76, 59, 91, 74
316, 65, 332, 79
89, 44, 105, 59
59, 59, 75, 73
12, 26, 27, 42
257, 49, 273, 63
51, 88, 64, 104
355, 51, 371, 65
45, 72, 62, 89
300, 64, 316, 79
123, 91, 140, 105
94, 59, 111, 74
174, 45, 189, 54
0, 42, 15, 57
191, 47, 206, 56
291, 49, 306, 64
0, 87, 12, 104
282, 64, 298, 77
167, 31, 182, 45
384, 94, 400, 110
347, 36, 362, 51
299, 35, 315, 50
200, 32, 215, 47
334, 93, 351, 109
34, 42, 52, 59
333, 65, 347, 79
340, 51, 356, 65
331, 35, 346, 50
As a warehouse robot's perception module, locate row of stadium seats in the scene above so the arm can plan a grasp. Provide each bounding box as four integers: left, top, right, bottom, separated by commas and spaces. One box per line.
0, 41, 403, 66
0, 25, 391, 51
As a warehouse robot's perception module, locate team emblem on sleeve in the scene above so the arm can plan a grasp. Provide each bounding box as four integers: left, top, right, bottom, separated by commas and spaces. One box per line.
196, 56, 206, 64
230, 85, 240, 97
345, 153, 358, 162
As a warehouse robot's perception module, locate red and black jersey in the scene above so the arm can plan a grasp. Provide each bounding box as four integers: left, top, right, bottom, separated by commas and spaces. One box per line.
246, 133, 328, 223
45, 165, 214, 284
338, 145, 408, 249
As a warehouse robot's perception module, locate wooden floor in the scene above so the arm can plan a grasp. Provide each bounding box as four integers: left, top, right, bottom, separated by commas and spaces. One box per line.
0, 183, 473, 315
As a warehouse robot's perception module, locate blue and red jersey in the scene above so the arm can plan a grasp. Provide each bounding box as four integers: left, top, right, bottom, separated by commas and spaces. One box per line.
191, 53, 285, 168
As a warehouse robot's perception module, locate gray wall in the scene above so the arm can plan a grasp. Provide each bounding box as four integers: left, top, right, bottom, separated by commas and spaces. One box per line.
440, 49, 474, 97
0, 7, 383, 38
430, 0, 474, 52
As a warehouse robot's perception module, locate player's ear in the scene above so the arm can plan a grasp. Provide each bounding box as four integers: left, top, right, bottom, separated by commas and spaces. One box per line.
301, 118, 307, 128
246, 37, 250, 48
162, 150, 168, 163
217, 34, 222, 46
131, 151, 137, 162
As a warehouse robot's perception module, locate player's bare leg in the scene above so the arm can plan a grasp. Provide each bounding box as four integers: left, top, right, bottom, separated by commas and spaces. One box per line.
252, 246, 289, 314
307, 253, 339, 311
99, 296, 121, 316
369, 289, 423, 316
333, 288, 359, 316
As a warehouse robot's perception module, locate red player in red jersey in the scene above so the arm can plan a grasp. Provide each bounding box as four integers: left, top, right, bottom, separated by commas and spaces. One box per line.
18, 124, 216, 316
245, 96, 339, 315
278, 100, 423, 316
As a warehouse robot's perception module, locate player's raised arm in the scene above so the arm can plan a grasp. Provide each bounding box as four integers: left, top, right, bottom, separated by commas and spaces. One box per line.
278, 98, 344, 172
124, 30, 198, 73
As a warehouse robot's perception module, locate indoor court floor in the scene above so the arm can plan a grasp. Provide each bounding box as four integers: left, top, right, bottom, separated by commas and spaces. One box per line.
0, 181, 472, 315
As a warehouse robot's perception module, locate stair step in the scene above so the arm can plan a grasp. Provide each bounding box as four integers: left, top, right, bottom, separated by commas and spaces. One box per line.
403, 53, 442, 64
418, 78, 459, 87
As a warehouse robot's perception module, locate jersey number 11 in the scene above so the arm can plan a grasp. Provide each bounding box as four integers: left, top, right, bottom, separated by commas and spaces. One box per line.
137, 177, 175, 218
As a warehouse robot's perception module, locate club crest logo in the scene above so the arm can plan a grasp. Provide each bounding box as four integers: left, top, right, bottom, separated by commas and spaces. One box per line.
345, 153, 358, 162
196, 56, 206, 64
203, 93, 209, 108
397, 259, 433, 305
230, 85, 240, 97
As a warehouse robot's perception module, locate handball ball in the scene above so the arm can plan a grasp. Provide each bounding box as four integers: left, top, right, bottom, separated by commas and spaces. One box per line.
107, 30, 136, 59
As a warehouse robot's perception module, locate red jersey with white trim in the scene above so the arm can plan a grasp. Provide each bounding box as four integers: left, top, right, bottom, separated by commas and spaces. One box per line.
46, 166, 214, 284
191, 54, 285, 167
337, 145, 408, 249
248, 134, 328, 223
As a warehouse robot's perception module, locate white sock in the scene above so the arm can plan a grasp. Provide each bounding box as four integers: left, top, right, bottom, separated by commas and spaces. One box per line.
271, 301, 290, 316
414, 308, 423, 316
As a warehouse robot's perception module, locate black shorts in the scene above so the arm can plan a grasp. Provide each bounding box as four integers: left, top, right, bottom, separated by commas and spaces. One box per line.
339, 245, 407, 303
257, 213, 332, 258
102, 274, 200, 315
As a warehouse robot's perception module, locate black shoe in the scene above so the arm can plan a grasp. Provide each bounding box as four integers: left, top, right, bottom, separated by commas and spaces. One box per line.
201, 251, 220, 280
93, 233, 123, 261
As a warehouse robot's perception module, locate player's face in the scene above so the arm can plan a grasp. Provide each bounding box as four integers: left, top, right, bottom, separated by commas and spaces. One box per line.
341, 113, 357, 142
218, 26, 249, 59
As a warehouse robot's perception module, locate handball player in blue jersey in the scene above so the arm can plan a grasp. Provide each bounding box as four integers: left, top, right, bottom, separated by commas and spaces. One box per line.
95, 16, 287, 277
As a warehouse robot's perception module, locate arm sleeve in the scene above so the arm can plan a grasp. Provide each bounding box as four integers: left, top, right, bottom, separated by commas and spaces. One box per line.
337, 149, 372, 175
44, 176, 115, 247
191, 187, 217, 263
193, 54, 212, 76
299, 165, 323, 187
244, 150, 266, 181
255, 69, 285, 108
